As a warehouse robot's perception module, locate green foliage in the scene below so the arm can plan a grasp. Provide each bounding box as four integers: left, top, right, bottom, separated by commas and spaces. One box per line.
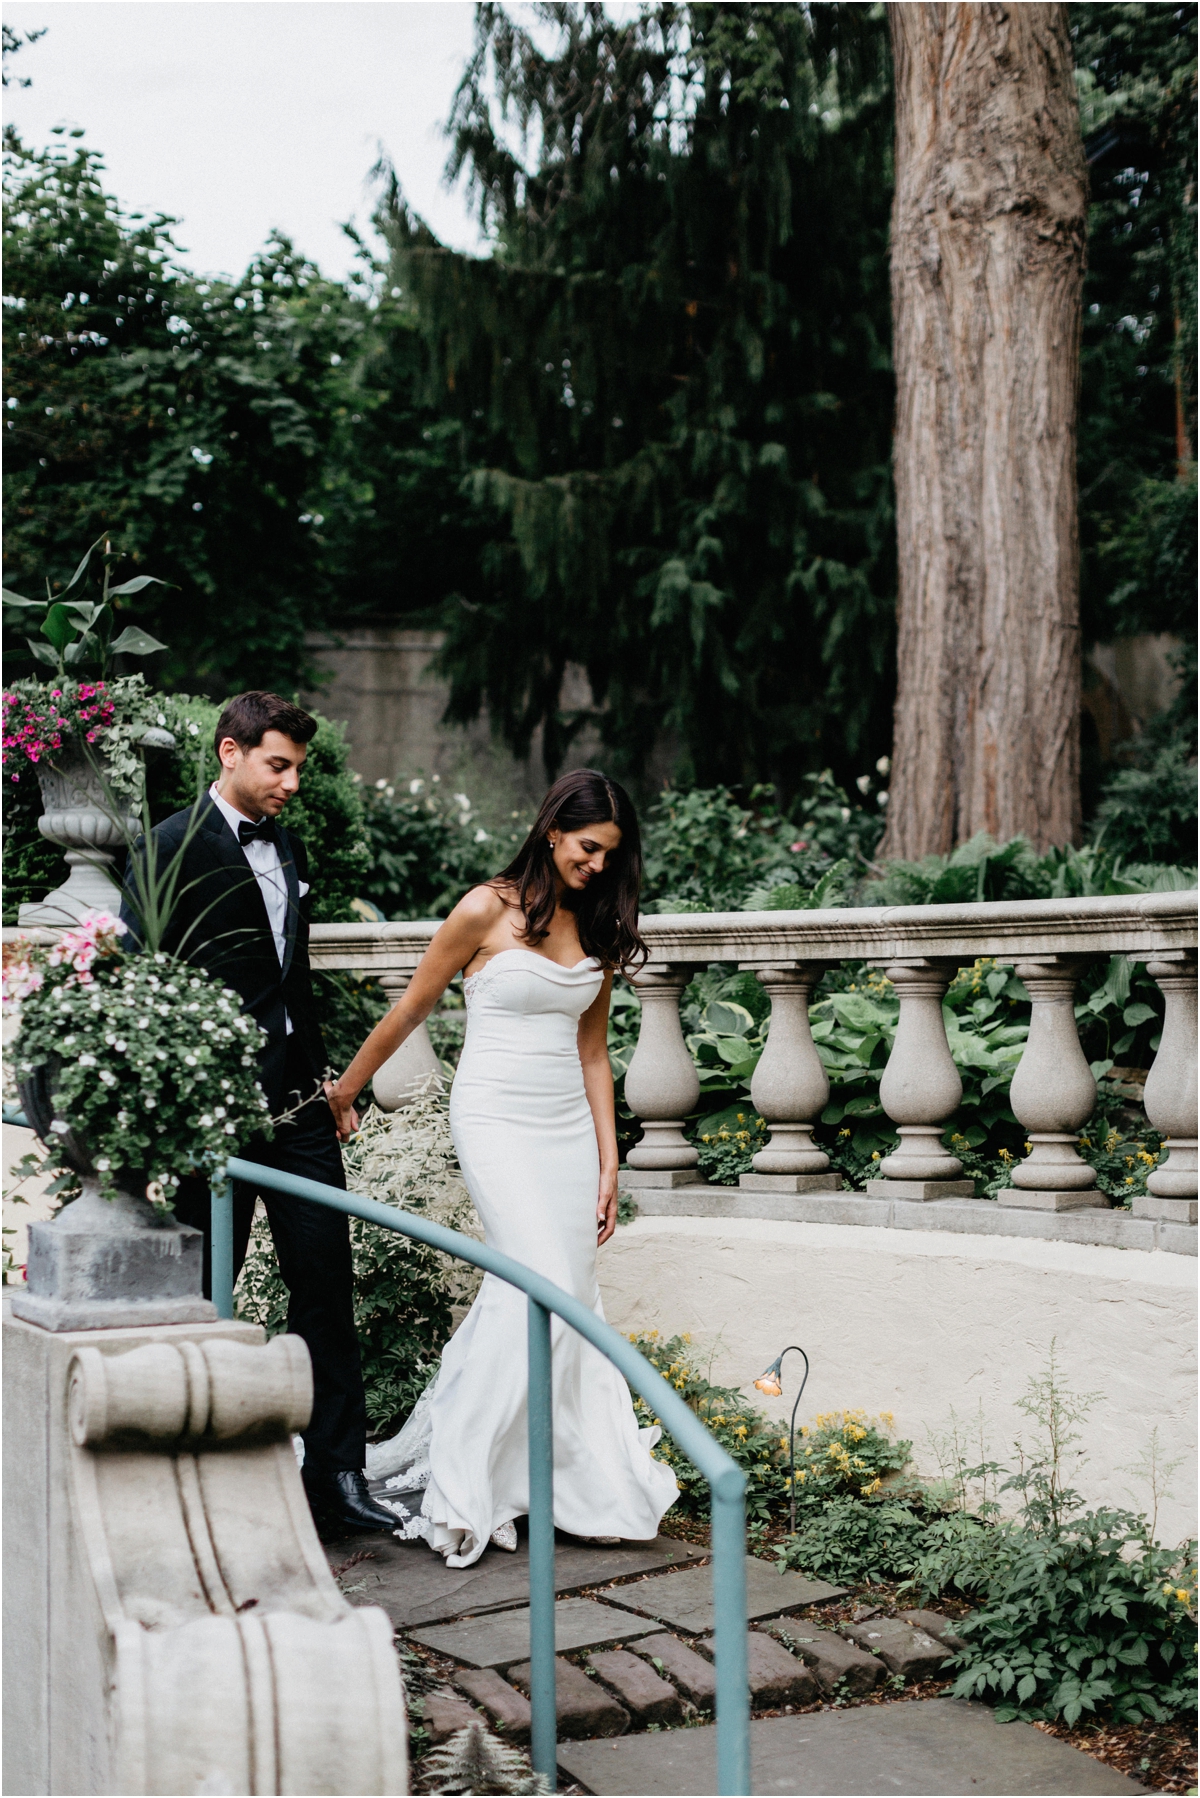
2, 532, 168, 676
8, 921, 270, 1199
938, 1510, 1196, 1725
355, 775, 510, 921
391, 1, 896, 793
421, 1719, 547, 1796
860, 830, 1197, 907
904, 1348, 1198, 1726
626, 1330, 794, 1527
2, 131, 479, 696
640, 774, 882, 914
1072, 5, 1197, 632
1091, 738, 1199, 865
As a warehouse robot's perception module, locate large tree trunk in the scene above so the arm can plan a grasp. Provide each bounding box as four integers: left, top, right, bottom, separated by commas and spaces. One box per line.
881, 3, 1088, 858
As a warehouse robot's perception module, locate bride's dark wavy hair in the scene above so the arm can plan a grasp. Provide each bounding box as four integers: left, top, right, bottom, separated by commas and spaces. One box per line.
491, 769, 647, 972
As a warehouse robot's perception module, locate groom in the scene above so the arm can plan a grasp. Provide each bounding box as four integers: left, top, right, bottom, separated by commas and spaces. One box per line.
121, 689, 395, 1535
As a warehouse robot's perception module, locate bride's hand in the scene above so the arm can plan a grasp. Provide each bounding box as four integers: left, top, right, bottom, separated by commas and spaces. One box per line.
596, 1170, 619, 1246
325, 1079, 359, 1144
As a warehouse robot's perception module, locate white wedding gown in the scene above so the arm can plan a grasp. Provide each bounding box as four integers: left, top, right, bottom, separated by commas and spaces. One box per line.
365, 948, 678, 1566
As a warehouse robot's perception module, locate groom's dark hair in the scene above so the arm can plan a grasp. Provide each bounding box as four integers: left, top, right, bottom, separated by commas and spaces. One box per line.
213, 691, 318, 760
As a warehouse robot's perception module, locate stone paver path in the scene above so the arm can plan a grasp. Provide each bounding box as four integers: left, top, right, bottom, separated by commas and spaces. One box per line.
598, 1555, 846, 1633
408, 1596, 661, 1667
325, 1525, 704, 1628
557, 1696, 1145, 1795
328, 1535, 1140, 1796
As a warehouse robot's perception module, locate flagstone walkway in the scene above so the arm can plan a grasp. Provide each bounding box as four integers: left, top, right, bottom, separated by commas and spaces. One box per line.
324, 1530, 1144, 1796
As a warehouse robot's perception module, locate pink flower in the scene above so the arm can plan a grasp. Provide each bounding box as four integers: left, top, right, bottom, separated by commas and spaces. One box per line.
789, 840, 808, 852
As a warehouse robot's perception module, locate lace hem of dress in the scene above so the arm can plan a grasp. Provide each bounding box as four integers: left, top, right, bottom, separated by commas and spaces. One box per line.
363, 1371, 439, 1542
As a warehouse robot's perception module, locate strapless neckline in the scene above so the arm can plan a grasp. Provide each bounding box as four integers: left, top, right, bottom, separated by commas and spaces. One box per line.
463, 948, 600, 993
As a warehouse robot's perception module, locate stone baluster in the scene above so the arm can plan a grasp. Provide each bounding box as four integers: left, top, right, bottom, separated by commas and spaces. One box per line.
1007, 957, 1105, 1211
1138, 955, 1197, 1224
623, 965, 703, 1189
372, 971, 443, 1111
867, 960, 974, 1201
740, 965, 841, 1194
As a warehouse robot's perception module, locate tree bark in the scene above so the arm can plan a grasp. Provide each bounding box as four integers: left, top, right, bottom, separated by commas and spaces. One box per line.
881, 3, 1088, 858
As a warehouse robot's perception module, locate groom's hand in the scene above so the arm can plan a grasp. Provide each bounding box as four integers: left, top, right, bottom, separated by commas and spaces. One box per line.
324, 1080, 359, 1143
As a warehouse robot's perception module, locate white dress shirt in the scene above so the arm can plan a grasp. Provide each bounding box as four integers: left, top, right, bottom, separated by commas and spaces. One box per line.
209, 782, 309, 1033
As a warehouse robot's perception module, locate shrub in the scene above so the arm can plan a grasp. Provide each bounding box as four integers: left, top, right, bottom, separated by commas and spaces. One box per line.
355, 775, 527, 921
920, 1508, 1197, 1725
640, 776, 881, 914
1091, 740, 1198, 866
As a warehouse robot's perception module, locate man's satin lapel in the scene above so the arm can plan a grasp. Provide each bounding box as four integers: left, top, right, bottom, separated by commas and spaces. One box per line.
278, 822, 301, 981
196, 798, 274, 933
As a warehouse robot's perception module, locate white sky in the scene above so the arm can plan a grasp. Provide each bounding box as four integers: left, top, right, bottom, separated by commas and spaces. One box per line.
2, 0, 490, 281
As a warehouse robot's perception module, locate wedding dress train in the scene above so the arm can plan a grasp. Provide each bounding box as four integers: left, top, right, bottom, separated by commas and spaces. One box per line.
366, 949, 678, 1567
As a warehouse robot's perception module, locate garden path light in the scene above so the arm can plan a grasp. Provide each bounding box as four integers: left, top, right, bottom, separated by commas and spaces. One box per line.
754, 1345, 810, 1534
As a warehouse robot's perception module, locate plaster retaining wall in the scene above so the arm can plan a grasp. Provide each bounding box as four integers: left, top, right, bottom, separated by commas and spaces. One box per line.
598, 1215, 1198, 1548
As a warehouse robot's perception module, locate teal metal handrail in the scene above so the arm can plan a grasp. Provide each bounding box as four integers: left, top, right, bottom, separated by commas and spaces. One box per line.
1, 1102, 750, 1791
213, 1157, 749, 1793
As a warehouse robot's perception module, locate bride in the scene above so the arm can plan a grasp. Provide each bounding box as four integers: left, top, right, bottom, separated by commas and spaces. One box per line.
326, 768, 678, 1567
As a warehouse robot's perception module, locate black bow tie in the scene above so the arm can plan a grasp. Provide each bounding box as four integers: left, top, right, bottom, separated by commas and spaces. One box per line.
238, 816, 277, 847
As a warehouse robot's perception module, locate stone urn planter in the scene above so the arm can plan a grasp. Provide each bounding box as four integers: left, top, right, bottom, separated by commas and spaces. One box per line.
14, 1060, 212, 1331
17, 726, 176, 928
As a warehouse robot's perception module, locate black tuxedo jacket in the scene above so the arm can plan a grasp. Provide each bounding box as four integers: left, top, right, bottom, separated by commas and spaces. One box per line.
120, 798, 327, 1113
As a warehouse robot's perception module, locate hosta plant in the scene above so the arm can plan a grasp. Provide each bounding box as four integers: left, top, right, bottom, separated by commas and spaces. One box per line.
4, 912, 270, 1203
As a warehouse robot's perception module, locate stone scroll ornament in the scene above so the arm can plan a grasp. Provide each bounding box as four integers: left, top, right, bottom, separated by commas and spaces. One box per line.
66, 1334, 408, 1796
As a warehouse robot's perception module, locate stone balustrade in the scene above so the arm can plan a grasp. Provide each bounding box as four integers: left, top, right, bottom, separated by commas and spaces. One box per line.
309, 891, 1197, 1253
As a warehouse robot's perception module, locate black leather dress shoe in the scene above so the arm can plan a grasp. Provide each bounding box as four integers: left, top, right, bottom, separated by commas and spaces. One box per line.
305, 1469, 398, 1534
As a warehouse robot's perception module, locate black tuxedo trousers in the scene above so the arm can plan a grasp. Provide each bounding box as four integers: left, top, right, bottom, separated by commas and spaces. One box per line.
171, 1038, 366, 1477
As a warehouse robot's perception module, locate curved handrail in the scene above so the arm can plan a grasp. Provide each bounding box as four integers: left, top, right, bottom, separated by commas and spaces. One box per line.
219, 1155, 750, 1795
0, 1101, 751, 1794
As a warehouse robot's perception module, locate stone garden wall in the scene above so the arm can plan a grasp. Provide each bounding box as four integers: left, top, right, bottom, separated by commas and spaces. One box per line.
599, 1214, 1198, 1548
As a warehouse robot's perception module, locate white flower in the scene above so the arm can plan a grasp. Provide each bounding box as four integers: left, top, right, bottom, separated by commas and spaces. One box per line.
79, 1053, 97, 1067
876, 755, 891, 775
198, 1114, 213, 1128
117, 1111, 130, 1125
114, 1040, 127, 1053
474, 828, 489, 843
143, 1097, 157, 1109
876, 790, 889, 808
856, 774, 872, 794
98, 1070, 116, 1087
200, 1019, 215, 1032
408, 778, 423, 794
49, 1120, 70, 1136
95, 1157, 111, 1171
188, 721, 199, 737
223, 1121, 236, 1134
214, 1106, 226, 1119
376, 778, 388, 789
840, 807, 851, 822
453, 792, 469, 808
157, 713, 166, 726
185, 1055, 197, 1066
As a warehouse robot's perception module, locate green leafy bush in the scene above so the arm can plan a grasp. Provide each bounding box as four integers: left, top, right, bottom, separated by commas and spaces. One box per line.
356, 777, 492, 921
1091, 739, 1198, 866
640, 776, 882, 914
626, 1330, 793, 1526
926, 1509, 1197, 1725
